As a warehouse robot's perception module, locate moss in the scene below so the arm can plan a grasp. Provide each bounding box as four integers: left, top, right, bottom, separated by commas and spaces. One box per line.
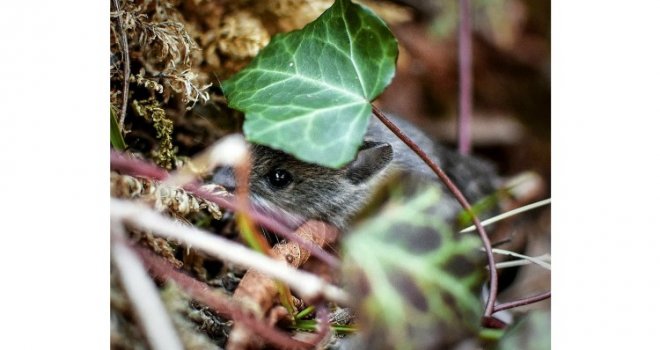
132, 98, 176, 169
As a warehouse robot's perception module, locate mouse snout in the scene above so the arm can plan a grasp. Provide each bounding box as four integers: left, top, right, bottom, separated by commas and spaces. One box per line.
212, 166, 237, 193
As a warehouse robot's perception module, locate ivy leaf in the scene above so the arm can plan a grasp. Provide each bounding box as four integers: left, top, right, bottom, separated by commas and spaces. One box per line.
222, 0, 398, 168
342, 178, 486, 350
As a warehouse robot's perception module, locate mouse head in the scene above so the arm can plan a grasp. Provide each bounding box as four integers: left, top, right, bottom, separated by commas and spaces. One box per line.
213, 141, 393, 229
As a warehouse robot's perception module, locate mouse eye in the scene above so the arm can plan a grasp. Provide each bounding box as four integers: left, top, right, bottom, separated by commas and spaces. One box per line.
266, 168, 293, 189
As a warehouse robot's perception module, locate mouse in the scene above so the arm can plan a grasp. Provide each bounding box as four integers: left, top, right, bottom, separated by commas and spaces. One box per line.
213, 113, 500, 231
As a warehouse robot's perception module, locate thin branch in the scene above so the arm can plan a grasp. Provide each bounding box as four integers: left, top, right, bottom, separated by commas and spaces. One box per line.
111, 231, 184, 350
112, 0, 131, 132
490, 248, 551, 270
494, 291, 551, 313
461, 198, 551, 233
309, 305, 331, 347
111, 198, 351, 305
372, 106, 498, 318
111, 150, 169, 180
495, 254, 551, 269
458, 0, 473, 155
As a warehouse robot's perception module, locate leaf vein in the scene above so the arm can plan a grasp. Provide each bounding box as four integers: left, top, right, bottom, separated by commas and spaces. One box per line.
342, 10, 368, 98
250, 68, 365, 101
250, 101, 365, 136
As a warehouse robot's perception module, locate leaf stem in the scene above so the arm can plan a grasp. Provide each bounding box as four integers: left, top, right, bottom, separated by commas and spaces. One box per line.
295, 305, 316, 320
458, 0, 473, 155
372, 106, 498, 319
493, 291, 551, 313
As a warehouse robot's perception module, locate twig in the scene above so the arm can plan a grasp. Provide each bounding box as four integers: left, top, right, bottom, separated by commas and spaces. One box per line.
458, 0, 473, 155
136, 247, 313, 350
112, 0, 131, 132
309, 305, 331, 347
494, 254, 551, 269
111, 229, 184, 350
493, 291, 551, 313
372, 106, 498, 319
111, 150, 169, 180
460, 198, 551, 233
490, 248, 551, 270
110, 150, 341, 268
111, 198, 351, 305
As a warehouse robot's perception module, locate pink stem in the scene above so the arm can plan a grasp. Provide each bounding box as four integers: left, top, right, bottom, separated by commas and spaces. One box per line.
458, 0, 473, 155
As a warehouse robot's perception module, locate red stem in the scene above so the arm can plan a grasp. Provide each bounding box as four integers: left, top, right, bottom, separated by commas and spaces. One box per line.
458, 0, 473, 155
111, 151, 169, 180
309, 305, 330, 347
372, 106, 498, 318
493, 291, 551, 313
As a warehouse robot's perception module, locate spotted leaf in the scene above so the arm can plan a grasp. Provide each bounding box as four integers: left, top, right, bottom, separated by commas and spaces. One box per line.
342, 180, 486, 350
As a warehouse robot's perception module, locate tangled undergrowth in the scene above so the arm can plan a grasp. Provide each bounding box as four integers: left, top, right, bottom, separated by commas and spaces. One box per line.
110, 1, 550, 349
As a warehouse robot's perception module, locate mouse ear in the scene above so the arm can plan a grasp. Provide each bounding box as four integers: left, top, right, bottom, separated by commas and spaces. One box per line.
345, 141, 393, 184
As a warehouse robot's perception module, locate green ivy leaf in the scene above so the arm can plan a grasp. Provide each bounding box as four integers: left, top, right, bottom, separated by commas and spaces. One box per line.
222, 0, 398, 168
342, 179, 486, 350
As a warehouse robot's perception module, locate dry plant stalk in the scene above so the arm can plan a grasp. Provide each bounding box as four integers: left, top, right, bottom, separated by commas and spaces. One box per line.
112, 233, 184, 350
110, 171, 224, 220
227, 220, 339, 350
111, 199, 350, 305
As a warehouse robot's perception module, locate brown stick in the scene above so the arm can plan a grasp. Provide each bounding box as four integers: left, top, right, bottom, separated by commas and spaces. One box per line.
309, 305, 331, 347
493, 291, 551, 313
458, 0, 473, 155
112, 0, 131, 132
372, 106, 499, 318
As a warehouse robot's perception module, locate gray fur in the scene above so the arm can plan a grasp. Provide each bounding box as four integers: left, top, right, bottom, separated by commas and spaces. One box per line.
215, 114, 500, 230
